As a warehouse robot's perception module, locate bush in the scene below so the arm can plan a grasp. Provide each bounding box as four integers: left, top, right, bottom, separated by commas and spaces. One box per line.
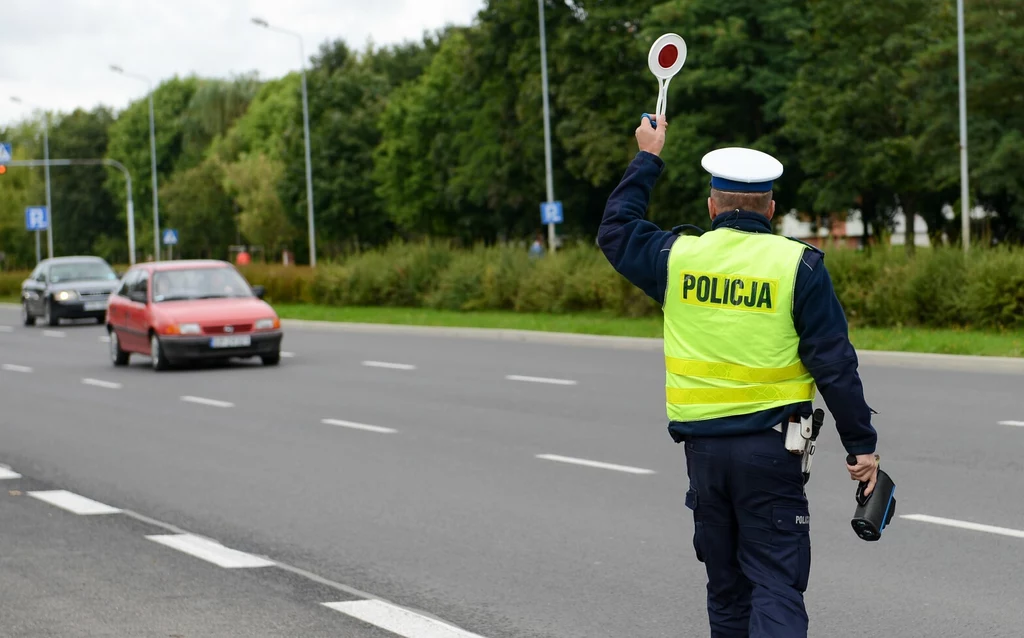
238, 265, 316, 304
963, 247, 1024, 329
0, 271, 27, 299
136, 242, 1023, 330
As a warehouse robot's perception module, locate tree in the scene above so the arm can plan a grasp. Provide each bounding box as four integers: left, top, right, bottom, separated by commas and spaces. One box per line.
222, 153, 295, 253
374, 30, 476, 238
0, 121, 46, 268
280, 38, 439, 258
910, 0, 1024, 245
158, 158, 236, 259
47, 107, 123, 260
782, 0, 944, 253
105, 76, 201, 259
643, 0, 811, 229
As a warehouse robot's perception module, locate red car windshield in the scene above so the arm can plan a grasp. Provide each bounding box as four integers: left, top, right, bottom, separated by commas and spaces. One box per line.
152, 267, 253, 303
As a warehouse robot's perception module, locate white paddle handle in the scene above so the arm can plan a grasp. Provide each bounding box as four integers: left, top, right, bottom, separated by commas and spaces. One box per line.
657, 77, 672, 117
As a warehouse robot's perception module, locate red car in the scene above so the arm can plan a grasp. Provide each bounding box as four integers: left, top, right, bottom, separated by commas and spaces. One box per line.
106, 260, 283, 370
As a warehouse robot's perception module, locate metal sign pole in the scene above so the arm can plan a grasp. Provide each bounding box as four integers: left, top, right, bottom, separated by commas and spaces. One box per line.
538, 0, 557, 254
956, 0, 971, 252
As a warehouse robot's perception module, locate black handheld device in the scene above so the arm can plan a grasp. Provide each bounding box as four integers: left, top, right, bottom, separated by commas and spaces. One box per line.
846, 454, 896, 541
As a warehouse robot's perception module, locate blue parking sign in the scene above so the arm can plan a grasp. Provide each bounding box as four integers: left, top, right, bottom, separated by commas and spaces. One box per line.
540, 201, 563, 225
25, 206, 49, 231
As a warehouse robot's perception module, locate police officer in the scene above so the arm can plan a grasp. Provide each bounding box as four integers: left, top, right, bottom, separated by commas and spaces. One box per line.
597, 114, 880, 638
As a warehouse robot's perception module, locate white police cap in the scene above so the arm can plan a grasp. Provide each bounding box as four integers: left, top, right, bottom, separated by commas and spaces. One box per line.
701, 147, 783, 193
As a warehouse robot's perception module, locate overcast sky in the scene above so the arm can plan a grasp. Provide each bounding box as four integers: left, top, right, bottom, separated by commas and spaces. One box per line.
0, 0, 485, 126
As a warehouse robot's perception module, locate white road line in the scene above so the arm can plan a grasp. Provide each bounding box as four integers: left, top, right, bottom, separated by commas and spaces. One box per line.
362, 360, 416, 371
180, 395, 234, 409
98, 335, 111, 343
146, 533, 275, 568
0, 325, 13, 333
506, 374, 577, 386
2, 364, 33, 373
323, 600, 485, 638
280, 351, 295, 358
28, 490, 122, 515
902, 514, 1024, 539
322, 419, 398, 434
82, 378, 123, 390
0, 467, 22, 480
536, 454, 655, 475
999, 420, 1024, 427
42, 330, 65, 338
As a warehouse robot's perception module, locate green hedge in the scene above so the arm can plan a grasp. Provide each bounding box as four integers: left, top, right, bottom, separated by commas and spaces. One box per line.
4, 242, 1023, 330
0, 271, 25, 299
243, 241, 1024, 330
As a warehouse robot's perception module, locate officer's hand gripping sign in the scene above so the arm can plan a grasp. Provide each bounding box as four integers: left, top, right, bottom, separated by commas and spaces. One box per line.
643, 33, 687, 129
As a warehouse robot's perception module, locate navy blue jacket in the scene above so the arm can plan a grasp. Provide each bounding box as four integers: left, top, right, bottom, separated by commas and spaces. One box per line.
598, 151, 877, 456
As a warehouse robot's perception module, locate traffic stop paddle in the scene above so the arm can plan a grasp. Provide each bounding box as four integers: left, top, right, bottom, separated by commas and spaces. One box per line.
643, 33, 687, 129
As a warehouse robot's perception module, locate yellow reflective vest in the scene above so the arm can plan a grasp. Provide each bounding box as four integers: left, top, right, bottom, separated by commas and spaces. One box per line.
663, 227, 816, 422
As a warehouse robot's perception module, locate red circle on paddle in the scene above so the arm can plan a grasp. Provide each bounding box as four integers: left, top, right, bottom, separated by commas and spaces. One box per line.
658, 44, 679, 69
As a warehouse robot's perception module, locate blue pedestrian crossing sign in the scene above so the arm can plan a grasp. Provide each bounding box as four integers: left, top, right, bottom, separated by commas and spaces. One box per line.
25, 206, 48, 231
0, 143, 11, 165
162, 229, 178, 246
540, 201, 563, 225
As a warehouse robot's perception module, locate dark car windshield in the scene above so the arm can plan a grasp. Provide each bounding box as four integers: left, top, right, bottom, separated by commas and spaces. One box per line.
152, 267, 253, 303
49, 261, 117, 284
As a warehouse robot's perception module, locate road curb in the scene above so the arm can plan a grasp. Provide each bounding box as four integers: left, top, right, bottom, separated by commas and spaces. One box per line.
279, 318, 1024, 374
2, 303, 1019, 373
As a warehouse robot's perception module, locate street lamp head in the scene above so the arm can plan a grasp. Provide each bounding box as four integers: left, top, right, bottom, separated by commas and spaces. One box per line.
251, 17, 269, 27
10, 96, 22, 104
110, 64, 124, 73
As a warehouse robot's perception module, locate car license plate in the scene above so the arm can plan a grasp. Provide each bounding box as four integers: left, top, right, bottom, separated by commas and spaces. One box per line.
84, 301, 107, 311
209, 335, 251, 348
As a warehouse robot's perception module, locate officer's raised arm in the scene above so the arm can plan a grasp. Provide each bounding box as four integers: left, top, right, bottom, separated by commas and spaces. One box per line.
597, 114, 675, 304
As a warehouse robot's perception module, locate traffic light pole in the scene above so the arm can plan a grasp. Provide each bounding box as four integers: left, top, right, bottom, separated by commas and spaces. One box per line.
5, 158, 138, 265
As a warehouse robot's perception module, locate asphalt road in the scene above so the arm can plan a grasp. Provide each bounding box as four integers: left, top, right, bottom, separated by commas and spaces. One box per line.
1, 305, 1023, 637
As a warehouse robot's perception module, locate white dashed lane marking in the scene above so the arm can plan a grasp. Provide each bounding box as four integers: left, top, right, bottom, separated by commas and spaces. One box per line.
2, 364, 33, 373
323, 600, 486, 638
99, 335, 111, 343
902, 514, 1024, 539
28, 490, 122, 515
0, 325, 12, 333
362, 360, 416, 370
0, 467, 22, 480
180, 395, 234, 409
535, 454, 655, 475
146, 534, 275, 568
280, 351, 295, 358
82, 378, 122, 390
42, 330, 66, 338
506, 375, 577, 386
999, 420, 1024, 427
322, 419, 398, 434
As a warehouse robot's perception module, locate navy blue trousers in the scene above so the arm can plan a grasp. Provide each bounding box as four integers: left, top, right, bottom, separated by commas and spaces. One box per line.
683, 428, 811, 638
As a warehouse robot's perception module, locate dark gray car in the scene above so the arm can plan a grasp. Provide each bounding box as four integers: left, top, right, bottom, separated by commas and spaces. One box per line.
21, 256, 121, 327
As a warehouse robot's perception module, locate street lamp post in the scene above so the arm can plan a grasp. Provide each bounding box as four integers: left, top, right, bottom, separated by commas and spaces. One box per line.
956, 0, 970, 252
10, 97, 54, 260
251, 17, 317, 267
110, 65, 161, 260
537, 0, 557, 254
